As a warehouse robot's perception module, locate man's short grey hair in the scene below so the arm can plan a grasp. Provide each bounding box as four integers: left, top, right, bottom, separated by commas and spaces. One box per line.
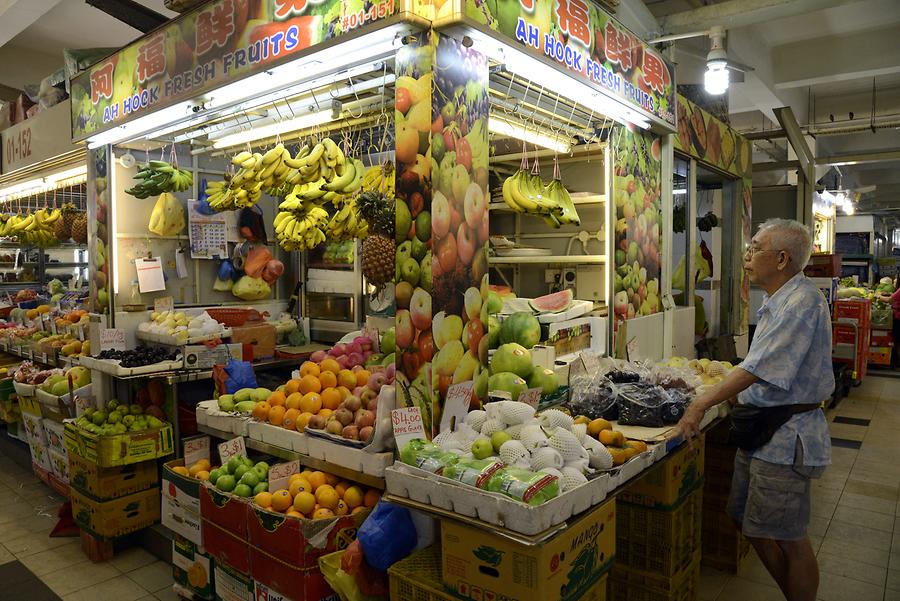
758, 218, 813, 271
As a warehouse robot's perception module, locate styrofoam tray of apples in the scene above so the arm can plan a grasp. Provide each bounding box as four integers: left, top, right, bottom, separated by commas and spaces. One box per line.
136, 328, 232, 346
78, 355, 183, 377
385, 462, 609, 536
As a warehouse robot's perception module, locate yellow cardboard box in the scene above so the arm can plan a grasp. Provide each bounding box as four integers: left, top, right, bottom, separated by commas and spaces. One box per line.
442, 497, 615, 601
67, 451, 158, 500
70, 487, 160, 538
618, 434, 705, 509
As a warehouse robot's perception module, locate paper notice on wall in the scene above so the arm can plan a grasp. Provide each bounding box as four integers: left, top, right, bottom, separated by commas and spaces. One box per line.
136, 257, 165, 292
188, 200, 228, 259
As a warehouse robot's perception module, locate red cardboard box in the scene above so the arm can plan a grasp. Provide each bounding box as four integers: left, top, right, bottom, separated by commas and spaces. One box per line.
250, 547, 334, 601
203, 518, 250, 574
200, 482, 249, 536
246, 505, 367, 568
834, 299, 872, 328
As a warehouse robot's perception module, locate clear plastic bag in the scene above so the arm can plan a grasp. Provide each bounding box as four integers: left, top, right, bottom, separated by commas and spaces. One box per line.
616, 383, 691, 427
567, 371, 619, 420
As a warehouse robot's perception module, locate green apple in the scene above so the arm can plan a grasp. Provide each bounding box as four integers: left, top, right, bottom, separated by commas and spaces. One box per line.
208, 469, 222, 485
233, 465, 249, 480
226, 457, 241, 474
471, 437, 494, 460
233, 483, 252, 498
396, 199, 412, 242
401, 257, 421, 287
240, 470, 259, 488
253, 482, 268, 495
216, 474, 236, 492
254, 461, 269, 477
491, 431, 512, 453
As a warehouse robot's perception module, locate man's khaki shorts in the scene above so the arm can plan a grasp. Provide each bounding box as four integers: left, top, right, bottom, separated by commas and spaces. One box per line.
727, 444, 825, 541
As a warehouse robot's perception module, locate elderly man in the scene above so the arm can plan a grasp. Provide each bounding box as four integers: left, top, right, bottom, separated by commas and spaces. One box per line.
676, 218, 833, 601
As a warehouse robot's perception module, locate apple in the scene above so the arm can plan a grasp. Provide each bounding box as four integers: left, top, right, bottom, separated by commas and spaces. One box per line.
308, 414, 326, 429
410, 287, 432, 331
465, 318, 485, 352
437, 234, 457, 273
355, 410, 376, 429
396, 121, 418, 165
471, 437, 494, 460
334, 408, 354, 427
396, 199, 412, 242
396, 240, 413, 267
433, 339, 464, 377
451, 164, 470, 204
463, 287, 482, 322
360, 388, 377, 404
359, 426, 374, 443
342, 425, 360, 440
434, 313, 463, 349
420, 251, 432, 293
337, 355, 352, 370
348, 352, 364, 367
457, 223, 476, 266
432, 191, 450, 239
418, 328, 434, 362
452, 351, 479, 384
326, 418, 344, 435
396, 87, 411, 115
311, 350, 327, 363
396, 310, 415, 348
464, 182, 486, 230
368, 372, 387, 392
366, 396, 378, 412
352, 386, 366, 398
401, 257, 421, 287
416, 211, 431, 242
479, 212, 490, 244
491, 431, 512, 453
478, 333, 490, 364
395, 281, 414, 309
411, 236, 427, 262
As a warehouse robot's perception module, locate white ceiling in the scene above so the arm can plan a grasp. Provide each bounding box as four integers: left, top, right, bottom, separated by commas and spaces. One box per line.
755, 0, 900, 46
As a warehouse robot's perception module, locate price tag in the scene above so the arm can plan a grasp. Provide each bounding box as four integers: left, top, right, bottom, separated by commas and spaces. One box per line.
154, 296, 174, 313
74, 395, 93, 417
440, 381, 474, 433
217, 436, 247, 464
392, 407, 425, 448
268, 460, 299, 493
519, 388, 543, 409
49, 317, 58, 336
99, 328, 126, 351
183, 436, 210, 467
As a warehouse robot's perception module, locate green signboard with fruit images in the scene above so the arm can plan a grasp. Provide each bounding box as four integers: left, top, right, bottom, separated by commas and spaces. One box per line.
70, 0, 400, 141
466, 0, 676, 131
612, 126, 662, 322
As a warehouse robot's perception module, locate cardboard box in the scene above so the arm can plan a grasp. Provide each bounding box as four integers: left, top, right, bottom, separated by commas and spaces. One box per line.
28, 438, 52, 471
200, 483, 250, 536
70, 487, 160, 538
215, 559, 254, 601
230, 323, 276, 361
67, 451, 159, 500
184, 343, 244, 370
173, 534, 215, 600
205, 517, 251, 579
247, 505, 368, 569
48, 448, 69, 482
164, 495, 203, 546
43, 419, 66, 453
164, 459, 202, 510
442, 497, 616, 601
250, 547, 337, 601
64, 422, 174, 467
617, 435, 705, 509
21, 413, 46, 445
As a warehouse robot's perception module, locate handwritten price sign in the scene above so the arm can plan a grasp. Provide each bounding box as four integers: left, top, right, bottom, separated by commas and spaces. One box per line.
268, 460, 299, 493
519, 388, 543, 409
183, 435, 210, 467
100, 328, 126, 351
440, 381, 474, 433
217, 436, 246, 464
392, 407, 425, 448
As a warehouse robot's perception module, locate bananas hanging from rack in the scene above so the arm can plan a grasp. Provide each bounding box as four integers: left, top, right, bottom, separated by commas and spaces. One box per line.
274, 203, 330, 251
126, 160, 193, 198
361, 161, 395, 196
324, 195, 368, 241
0, 208, 62, 247
500, 171, 580, 228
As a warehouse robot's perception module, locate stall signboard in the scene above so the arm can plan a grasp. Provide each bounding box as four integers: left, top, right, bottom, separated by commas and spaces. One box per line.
1, 101, 80, 174
70, 0, 400, 141
674, 94, 751, 179
465, 0, 676, 132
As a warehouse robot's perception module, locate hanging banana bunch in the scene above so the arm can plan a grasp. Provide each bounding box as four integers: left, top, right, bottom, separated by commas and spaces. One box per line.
126, 160, 193, 198
1, 207, 62, 247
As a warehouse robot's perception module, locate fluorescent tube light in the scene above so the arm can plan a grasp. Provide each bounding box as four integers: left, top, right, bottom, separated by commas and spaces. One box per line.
86, 101, 195, 149
489, 115, 571, 153
673, 188, 687, 195
211, 109, 334, 149
45, 165, 88, 183
0, 178, 46, 201
110, 152, 119, 295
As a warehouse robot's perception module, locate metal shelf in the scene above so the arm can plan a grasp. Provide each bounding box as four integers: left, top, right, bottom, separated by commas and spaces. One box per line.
44, 262, 88, 268
489, 255, 605, 265
197, 424, 386, 490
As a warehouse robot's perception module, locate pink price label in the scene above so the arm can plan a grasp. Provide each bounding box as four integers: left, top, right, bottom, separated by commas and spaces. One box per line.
183, 436, 210, 467
268, 460, 299, 492
392, 407, 424, 447
217, 436, 246, 464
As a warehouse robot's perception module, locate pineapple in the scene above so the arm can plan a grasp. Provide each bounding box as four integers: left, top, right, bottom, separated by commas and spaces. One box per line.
357, 191, 396, 291
54, 203, 78, 240
71, 213, 88, 243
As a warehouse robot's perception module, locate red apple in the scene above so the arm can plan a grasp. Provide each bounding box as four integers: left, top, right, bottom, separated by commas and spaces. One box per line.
410, 288, 432, 332
326, 418, 343, 435
437, 234, 457, 273
334, 408, 354, 427
418, 329, 434, 362
465, 318, 484, 352
457, 223, 476, 266
359, 426, 374, 443
352, 386, 366, 398
366, 397, 379, 412
396, 310, 415, 349
308, 414, 326, 429
355, 410, 376, 429
344, 395, 362, 413
368, 372, 387, 392
342, 425, 359, 440
432, 191, 450, 239
396, 87, 411, 115
360, 388, 377, 404
449, 203, 463, 233
463, 182, 485, 230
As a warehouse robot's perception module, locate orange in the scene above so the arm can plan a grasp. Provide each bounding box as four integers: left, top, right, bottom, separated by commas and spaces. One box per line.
313, 508, 335, 520
355, 369, 371, 387
300, 392, 322, 414
320, 358, 340, 375
599, 430, 625, 447
270, 490, 293, 512
195, 470, 210, 481
189, 464, 207, 477
324, 472, 340, 487
173, 466, 190, 477
337, 369, 357, 390
288, 473, 305, 484
293, 491, 315, 514
351, 506, 368, 515
334, 481, 350, 498
268, 391, 286, 407
251, 401, 271, 421
336, 386, 351, 400
286, 510, 303, 518
268, 405, 286, 426
299, 361, 321, 378
255, 491, 273, 508
343, 486, 364, 509
306, 471, 327, 491
315, 486, 340, 510
318, 409, 333, 420
282, 408, 300, 430
587, 418, 612, 437
321, 388, 341, 410
296, 412, 314, 432
299, 375, 322, 395
289, 478, 313, 497
194, 459, 212, 472
625, 440, 648, 453
608, 448, 627, 466
335, 499, 349, 516
285, 379, 302, 395
285, 392, 303, 411
318, 371, 337, 389
363, 489, 381, 508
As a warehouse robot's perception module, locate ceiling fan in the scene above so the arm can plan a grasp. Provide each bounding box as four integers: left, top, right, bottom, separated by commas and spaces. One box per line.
650, 26, 755, 94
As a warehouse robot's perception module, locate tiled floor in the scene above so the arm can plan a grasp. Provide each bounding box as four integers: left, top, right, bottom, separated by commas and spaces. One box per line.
0, 458, 176, 600
700, 374, 900, 601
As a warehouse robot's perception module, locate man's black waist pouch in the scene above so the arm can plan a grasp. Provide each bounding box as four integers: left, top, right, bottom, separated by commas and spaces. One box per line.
729, 403, 821, 451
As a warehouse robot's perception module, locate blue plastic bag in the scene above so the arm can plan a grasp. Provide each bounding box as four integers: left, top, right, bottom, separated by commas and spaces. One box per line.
221, 359, 257, 394
357, 502, 417, 572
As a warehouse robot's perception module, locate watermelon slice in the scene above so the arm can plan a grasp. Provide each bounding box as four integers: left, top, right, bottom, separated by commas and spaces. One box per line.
529, 290, 573, 313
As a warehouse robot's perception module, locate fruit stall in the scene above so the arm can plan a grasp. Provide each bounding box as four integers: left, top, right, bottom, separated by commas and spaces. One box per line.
0, 0, 763, 599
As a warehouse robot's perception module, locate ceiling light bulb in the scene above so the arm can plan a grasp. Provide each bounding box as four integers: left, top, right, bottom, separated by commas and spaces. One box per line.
704, 60, 729, 95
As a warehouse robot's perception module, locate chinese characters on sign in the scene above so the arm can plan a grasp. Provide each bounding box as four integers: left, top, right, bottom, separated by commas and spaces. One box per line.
197, 0, 236, 55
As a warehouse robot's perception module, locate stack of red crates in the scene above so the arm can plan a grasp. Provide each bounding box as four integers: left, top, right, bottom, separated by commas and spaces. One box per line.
833, 299, 871, 381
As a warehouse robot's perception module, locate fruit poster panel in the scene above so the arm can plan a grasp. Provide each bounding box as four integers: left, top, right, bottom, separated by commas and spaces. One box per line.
674, 94, 752, 180
394, 31, 491, 436
612, 126, 662, 322
88, 146, 111, 315
71, 0, 400, 140
466, 0, 676, 129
